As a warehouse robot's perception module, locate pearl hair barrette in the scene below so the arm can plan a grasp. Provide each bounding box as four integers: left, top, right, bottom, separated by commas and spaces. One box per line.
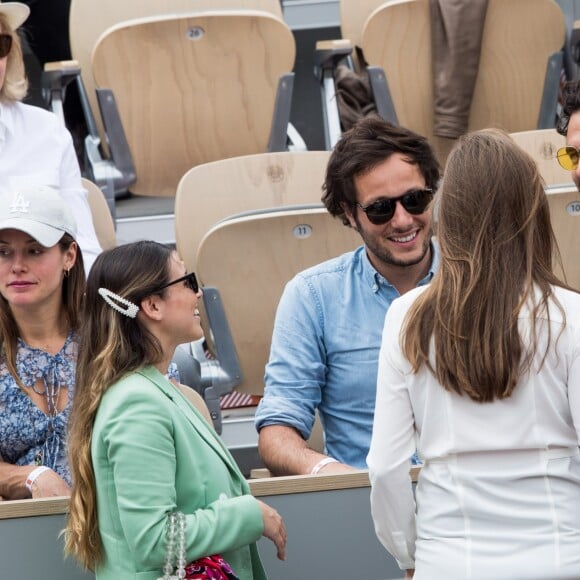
98, 288, 139, 318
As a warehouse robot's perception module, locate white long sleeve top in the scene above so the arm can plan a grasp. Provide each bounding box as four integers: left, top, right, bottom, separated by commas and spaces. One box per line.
367, 284, 580, 570
0, 101, 102, 271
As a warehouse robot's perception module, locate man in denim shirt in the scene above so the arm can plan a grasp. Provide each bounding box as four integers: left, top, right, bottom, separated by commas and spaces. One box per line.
255, 117, 441, 475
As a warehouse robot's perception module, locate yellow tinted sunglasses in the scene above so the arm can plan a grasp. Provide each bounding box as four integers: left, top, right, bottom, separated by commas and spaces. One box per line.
556, 146, 580, 171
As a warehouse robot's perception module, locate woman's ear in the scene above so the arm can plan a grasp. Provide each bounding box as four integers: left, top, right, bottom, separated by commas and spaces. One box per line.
64, 242, 78, 271
139, 295, 164, 321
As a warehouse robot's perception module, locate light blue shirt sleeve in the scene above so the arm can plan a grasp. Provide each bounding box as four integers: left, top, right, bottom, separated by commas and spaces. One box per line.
255, 274, 323, 440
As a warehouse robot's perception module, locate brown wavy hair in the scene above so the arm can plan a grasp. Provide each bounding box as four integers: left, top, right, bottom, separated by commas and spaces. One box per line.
402, 129, 573, 402
65, 241, 173, 570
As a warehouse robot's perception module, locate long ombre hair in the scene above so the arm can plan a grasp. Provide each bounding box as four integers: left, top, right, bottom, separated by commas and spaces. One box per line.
402, 129, 571, 402
0, 15, 28, 103
65, 241, 173, 570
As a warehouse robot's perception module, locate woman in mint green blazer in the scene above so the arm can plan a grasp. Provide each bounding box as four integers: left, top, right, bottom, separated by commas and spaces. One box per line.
65, 241, 286, 579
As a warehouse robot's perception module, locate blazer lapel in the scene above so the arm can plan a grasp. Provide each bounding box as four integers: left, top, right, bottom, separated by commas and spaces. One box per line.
136, 367, 247, 488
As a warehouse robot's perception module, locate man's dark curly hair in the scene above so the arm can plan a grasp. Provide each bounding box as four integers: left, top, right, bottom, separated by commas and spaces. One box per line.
322, 115, 440, 226
557, 79, 580, 136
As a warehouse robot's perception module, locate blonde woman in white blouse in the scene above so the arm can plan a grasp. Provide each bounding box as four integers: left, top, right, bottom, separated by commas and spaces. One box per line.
368, 129, 580, 579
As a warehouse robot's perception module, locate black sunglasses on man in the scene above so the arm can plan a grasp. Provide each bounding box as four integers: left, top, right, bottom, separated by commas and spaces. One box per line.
353, 188, 434, 225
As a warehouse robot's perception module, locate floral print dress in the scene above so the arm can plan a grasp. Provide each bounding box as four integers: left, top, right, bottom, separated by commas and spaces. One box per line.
0, 332, 77, 485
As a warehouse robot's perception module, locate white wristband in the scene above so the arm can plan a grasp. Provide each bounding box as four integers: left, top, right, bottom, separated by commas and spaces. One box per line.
25, 466, 51, 493
310, 457, 339, 475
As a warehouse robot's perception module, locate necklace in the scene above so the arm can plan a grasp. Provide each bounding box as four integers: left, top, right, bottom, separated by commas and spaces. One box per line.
27, 406, 44, 466
27, 374, 63, 470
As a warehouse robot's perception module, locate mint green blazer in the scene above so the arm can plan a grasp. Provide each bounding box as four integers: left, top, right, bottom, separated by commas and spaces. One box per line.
91, 366, 267, 580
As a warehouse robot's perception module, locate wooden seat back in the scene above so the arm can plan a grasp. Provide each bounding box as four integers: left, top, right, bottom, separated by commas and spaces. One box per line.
81, 177, 116, 250
510, 128, 570, 186
196, 207, 361, 394
340, 0, 394, 50
92, 11, 295, 197
175, 151, 332, 271
69, 0, 284, 146
362, 0, 566, 163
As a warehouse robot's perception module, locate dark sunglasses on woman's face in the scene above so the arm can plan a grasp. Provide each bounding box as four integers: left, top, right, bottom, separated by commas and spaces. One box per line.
157, 272, 199, 293
0, 34, 12, 59
354, 188, 434, 225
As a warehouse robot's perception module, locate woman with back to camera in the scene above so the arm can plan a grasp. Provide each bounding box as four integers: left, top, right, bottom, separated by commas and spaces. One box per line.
66, 241, 286, 579
0, 185, 84, 499
0, 1, 101, 270
367, 129, 580, 579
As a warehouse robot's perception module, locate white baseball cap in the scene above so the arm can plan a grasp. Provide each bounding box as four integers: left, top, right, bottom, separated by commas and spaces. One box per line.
0, 2, 30, 30
0, 186, 77, 247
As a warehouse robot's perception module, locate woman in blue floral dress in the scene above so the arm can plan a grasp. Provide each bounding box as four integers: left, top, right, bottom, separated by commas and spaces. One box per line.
0, 185, 84, 499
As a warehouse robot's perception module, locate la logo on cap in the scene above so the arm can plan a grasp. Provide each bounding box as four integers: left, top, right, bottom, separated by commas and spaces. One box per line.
9, 193, 30, 214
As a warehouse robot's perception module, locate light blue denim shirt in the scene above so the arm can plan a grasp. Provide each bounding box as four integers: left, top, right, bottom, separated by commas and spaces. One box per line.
255, 243, 439, 469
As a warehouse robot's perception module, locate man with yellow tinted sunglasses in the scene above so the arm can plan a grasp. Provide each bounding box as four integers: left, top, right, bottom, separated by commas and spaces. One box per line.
557, 79, 580, 190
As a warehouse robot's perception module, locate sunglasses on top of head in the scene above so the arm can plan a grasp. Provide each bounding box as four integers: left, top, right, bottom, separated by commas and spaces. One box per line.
0, 34, 12, 59
353, 188, 434, 225
156, 272, 199, 293
556, 145, 580, 171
